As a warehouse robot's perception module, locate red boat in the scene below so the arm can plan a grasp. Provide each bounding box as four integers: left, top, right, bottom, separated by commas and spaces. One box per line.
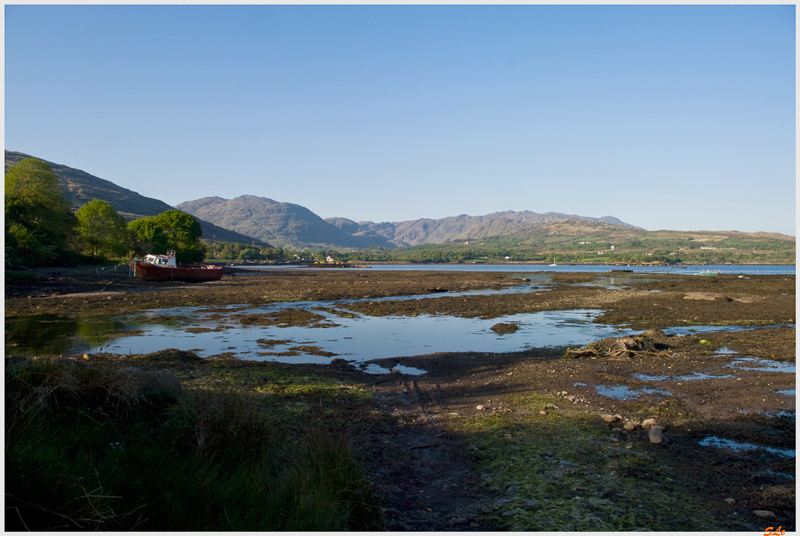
131, 251, 223, 283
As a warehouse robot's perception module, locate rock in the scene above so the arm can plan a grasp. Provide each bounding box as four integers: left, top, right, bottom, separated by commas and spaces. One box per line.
524, 500, 539, 509
724, 498, 736, 505
476, 405, 485, 411
641, 418, 658, 429
612, 427, 624, 433
623, 421, 637, 431
539, 410, 547, 415
491, 322, 519, 334
507, 485, 518, 495
601, 414, 620, 423
753, 510, 776, 519
648, 426, 664, 444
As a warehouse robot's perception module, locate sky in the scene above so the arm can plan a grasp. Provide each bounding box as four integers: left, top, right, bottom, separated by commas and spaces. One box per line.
4, 4, 796, 235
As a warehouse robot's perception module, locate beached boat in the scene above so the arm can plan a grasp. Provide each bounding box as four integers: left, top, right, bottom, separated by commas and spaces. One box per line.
131, 251, 223, 282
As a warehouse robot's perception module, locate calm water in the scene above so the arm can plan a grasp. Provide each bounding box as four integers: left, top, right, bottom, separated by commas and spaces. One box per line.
236, 263, 795, 275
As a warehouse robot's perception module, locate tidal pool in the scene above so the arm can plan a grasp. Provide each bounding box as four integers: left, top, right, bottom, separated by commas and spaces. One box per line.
92, 307, 630, 365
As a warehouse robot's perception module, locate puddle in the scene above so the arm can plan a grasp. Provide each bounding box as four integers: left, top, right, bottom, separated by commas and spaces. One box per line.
699, 436, 795, 458
724, 357, 796, 374
714, 346, 737, 355
631, 372, 737, 382
592, 384, 672, 400
775, 389, 796, 396
358, 363, 426, 375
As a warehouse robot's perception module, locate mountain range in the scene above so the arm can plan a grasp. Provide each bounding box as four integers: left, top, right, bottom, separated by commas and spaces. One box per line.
176, 195, 640, 250
7, 150, 647, 250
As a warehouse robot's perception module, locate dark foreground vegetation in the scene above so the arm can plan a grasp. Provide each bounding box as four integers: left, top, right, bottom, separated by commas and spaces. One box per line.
5, 355, 382, 531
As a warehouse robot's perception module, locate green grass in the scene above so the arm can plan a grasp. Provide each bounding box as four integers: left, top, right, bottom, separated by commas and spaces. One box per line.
5, 357, 383, 531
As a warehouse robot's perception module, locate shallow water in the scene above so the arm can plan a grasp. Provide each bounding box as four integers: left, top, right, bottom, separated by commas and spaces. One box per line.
96, 308, 630, 365
238, 264, 796, 275
699, 436, 795, 458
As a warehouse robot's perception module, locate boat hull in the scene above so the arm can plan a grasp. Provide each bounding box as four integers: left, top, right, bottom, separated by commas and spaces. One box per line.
133, 261, 223, 282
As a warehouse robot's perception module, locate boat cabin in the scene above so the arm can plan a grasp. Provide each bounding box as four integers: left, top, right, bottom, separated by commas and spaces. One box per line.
144, 250, 177, 267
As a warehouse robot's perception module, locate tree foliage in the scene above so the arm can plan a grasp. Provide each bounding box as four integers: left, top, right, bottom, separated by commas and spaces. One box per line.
75, 199, 130, 259
5, 158, 77, 266
128, 210, 205, 263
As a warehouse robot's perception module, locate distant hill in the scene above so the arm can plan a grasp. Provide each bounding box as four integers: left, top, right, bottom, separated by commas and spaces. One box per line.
176, 196, 395, 249
4, 151, 268, 246
378, 218, 795, 264
177, 194, 641, 250
327, 211, 640, 247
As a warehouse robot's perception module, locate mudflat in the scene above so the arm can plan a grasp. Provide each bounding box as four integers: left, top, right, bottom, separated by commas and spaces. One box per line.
6, 267, 796, 531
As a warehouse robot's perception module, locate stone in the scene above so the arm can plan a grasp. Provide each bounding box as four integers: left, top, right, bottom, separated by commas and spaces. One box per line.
601, 414, 620, 423
623, 421, 637, 431
476, 405, 485, 411
539, 410, 547, 415
641, 418, 658, 429
724, 498, 736, 505
612, 427, 624, 433
753, 510, 776, 519
648, 426, 664, 444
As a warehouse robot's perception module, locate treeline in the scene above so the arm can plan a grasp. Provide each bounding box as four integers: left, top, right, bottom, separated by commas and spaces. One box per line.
5, 158, 206, 268
204, 242, 311, 263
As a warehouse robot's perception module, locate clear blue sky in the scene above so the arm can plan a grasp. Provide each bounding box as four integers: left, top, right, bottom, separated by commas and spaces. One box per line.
5, 5, 796, 235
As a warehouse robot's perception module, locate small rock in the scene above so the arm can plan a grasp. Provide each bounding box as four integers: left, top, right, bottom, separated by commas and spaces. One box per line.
648, 426, 664, 444
612, 427, 624, 433
753, 510, 776, 519
507, 485, 518, 495
724, 498, 736, 505
623, 421, 637, 431
476, 405, 485, 411
524, 500, 540, 509
601, 414, 620, 423
539, 410, 547, 415
561, 391, 568, 395
641, 418, 658, 429
609, 437, 620, 443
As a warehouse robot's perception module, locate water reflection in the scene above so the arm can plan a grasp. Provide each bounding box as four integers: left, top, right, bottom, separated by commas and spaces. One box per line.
5, 314, 130, 356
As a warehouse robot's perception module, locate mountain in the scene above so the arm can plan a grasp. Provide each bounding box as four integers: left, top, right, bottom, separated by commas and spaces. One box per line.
4, 151, 268, 246
176, 196, 395, 250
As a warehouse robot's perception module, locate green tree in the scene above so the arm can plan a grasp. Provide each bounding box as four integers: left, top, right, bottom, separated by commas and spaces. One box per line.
128, 210, 205, 264
75, 200, 130, 259
5, 158, 77, 266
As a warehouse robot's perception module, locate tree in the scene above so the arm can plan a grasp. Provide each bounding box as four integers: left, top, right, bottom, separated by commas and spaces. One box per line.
75, 200, 130, 259
128, 210, 205, 264
5, 158, 77, 266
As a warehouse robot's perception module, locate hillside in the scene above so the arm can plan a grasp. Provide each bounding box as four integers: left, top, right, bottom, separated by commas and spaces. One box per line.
4, 151, 268, 246
365, 219, 796, 264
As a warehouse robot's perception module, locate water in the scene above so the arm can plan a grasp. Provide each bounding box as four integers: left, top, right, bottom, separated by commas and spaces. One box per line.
236, 263, 795, 275
89, 308, 631, 365
591, 384, 672, 400
699, 436, 795, 458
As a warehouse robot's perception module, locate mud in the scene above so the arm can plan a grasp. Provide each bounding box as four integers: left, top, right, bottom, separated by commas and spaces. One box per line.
5, 267, 796, 530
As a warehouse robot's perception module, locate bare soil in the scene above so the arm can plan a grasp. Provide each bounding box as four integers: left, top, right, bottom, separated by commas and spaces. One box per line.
5, 267, 796, 530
